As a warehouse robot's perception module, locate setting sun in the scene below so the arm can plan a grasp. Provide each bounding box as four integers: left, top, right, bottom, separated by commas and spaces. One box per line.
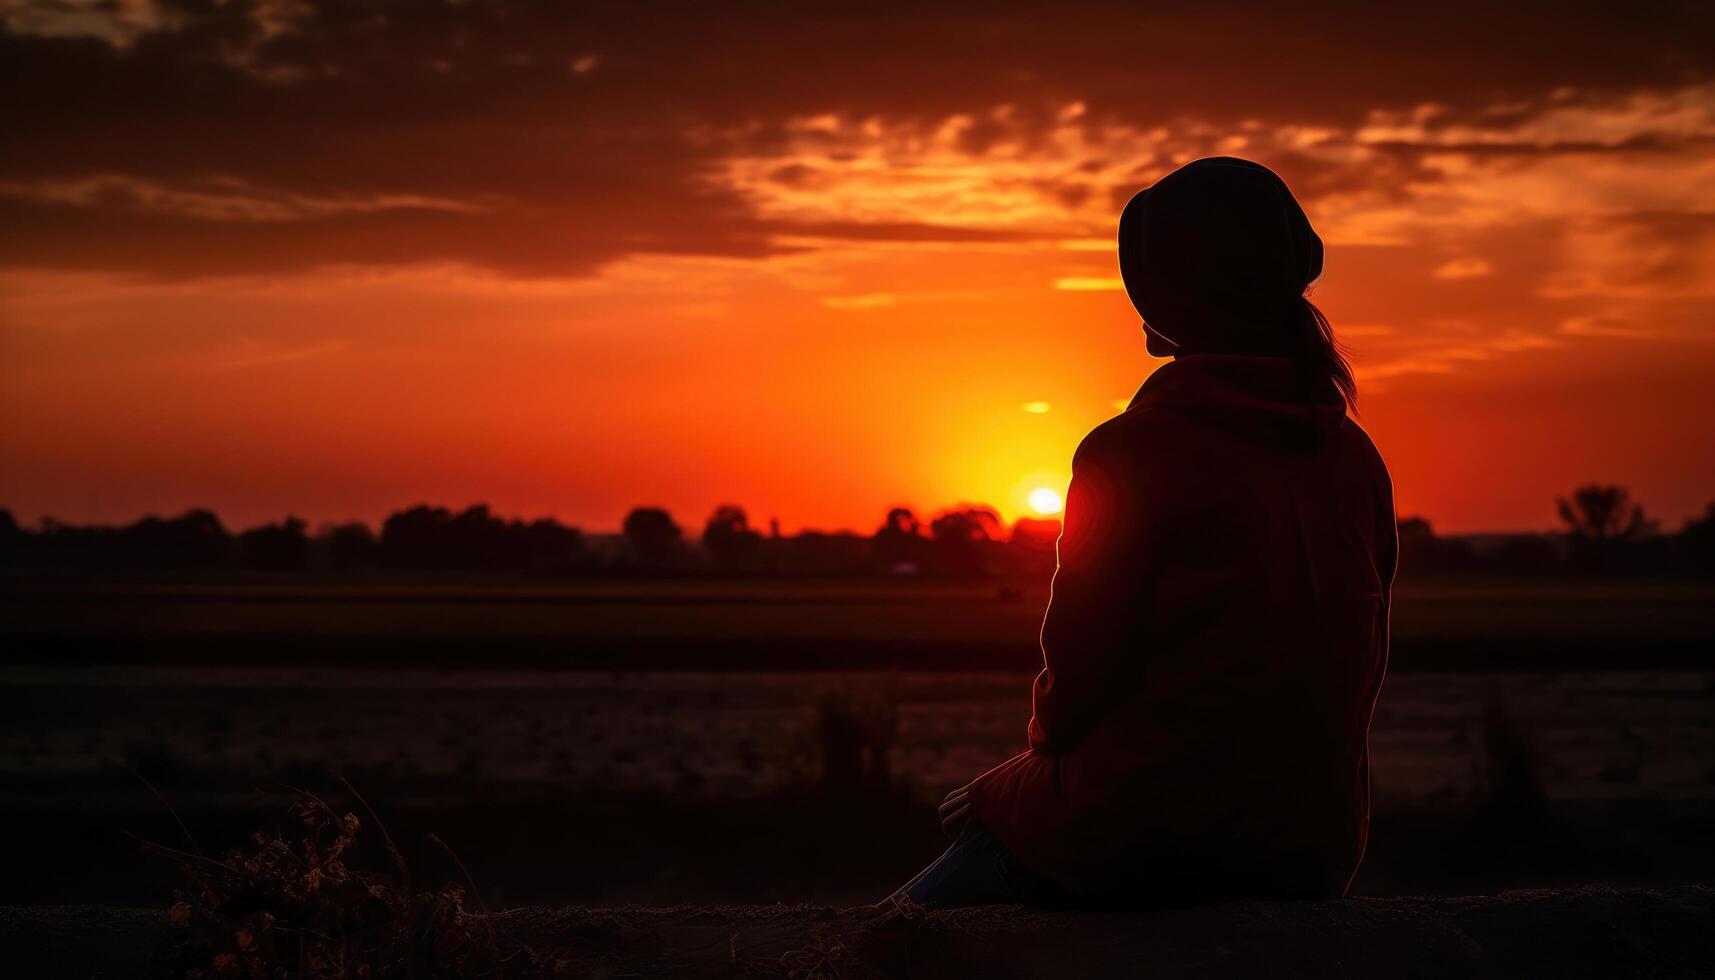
1028, 487, 1064, 516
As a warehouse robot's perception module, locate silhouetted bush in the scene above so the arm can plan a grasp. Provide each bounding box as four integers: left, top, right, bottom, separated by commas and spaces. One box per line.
324, 521, 379, 569
14, 509, 234, 571
1558, 484, 1660, 575
622, 507, 682, 567
380, 504, 585, 571
152, 788, 535, 978
1677, 502, 1715, 575
702, 505, 764, 569
123, 510, 232, 568
237, 517, 309, 571
1007, 517, 1061, 577
927, 506, 1004, 577
0, 508, 21, 564
872, 507, 928, 574
5, 484, 1714, 579
1397, 516, 1476, 574
515, 517, 587, 572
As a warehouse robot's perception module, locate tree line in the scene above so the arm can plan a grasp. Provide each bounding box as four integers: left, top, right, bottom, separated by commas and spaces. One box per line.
1401, 484, 1715, 576
0, 502, 1060, 578
1, 483, 1710, 578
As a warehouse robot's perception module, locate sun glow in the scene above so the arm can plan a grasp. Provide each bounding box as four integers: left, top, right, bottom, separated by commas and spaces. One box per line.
1027, 486, 1064, 515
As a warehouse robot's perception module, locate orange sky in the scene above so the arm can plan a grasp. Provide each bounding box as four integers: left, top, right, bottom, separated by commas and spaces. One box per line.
2, 2, 1713, 534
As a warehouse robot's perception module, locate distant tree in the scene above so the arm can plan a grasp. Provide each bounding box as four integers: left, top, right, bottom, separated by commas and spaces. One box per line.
871, 507, 925, 571
1007, 517, 1061, 578
1397, 516, 1437, 558
446, 504, 500, 567
1676, 502, 1715, 575
1557, 485, 1655, 542
928, 506, 1003, 577
1557, 484, 1658, 574
325, 522, 379, 569
120, 509, 231, 568
623, 507, 682, 565
0, 508, 21, 564
701, 504, 762, 567
1396, 515, 1475, 575
237, 517, 309, 571
380, 505, 456, 567
380, 504, 584, 570
32, 516, 106, 567
930, 507, 1002, 544
876, 508, 919, 540
516, 517, 585, 572
1010, 517, 1060, 548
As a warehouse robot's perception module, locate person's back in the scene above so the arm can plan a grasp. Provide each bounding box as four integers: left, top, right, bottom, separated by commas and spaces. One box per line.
966, 355, 1394, 904
892, 157, 1396, 909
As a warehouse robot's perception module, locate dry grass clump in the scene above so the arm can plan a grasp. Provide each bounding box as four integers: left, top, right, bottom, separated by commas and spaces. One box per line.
139, 778, 548, 979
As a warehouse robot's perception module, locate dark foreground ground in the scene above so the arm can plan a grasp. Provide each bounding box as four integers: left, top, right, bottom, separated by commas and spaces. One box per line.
9, 886, 1715, 979
6, 664, 1713, 908
3, 574, 1712, 975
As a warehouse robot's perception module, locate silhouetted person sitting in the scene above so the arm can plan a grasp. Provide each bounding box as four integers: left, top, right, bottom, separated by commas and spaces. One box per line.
890, 157, 1396, 909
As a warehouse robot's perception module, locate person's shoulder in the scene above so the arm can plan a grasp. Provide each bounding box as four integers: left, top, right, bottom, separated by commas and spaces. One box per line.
1071, 405, 1185, 471
1333, 417, 1386, 466
1333, 417, 1394, 497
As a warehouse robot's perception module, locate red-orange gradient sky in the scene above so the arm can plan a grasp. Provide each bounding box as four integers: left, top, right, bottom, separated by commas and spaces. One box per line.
2, 2, 1714, 533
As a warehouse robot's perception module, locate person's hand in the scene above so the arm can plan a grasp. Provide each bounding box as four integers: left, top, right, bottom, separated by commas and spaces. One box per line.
938, 783, 973, 839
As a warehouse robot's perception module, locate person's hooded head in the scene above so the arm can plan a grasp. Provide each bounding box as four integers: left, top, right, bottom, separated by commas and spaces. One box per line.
1118, 157, 1354, 412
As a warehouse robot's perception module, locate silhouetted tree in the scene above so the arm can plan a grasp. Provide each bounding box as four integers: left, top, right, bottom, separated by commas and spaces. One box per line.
516, 517, 585, 572
324, 522, 379, 569
1676, 502, 1715, 575
701, 504, 762, 567
380, 505, 457, 567
380, 504, 584, 570
1396, 516, 1475, 574
623, 507, 682, 565
1557, 485, 1654, 542
1558, 484, 1658, 573
871, 507, 926, 572
930, 507, 1001, 542
928, 506, 1003, 577
237, 517, 309, 571
447, 505, 501, 567
120, 510, 231, 568
1009, 517, 1060, 549
1008, 517, 1061, 577
0, 509, 21, 564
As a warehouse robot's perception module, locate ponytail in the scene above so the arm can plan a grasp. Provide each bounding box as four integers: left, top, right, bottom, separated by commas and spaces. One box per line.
1293, 296, 1356, 415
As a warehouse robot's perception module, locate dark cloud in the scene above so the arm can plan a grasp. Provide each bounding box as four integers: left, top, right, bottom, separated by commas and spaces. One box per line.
1, 0, 1710, 277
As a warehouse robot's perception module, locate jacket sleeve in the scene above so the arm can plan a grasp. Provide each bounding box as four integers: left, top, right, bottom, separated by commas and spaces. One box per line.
1027, 427, 1153, 755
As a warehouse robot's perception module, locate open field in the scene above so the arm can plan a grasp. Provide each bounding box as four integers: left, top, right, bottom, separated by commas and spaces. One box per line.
3, 575, 1712, 910
3, 667, 1712, 906
4, 575, 1713, 670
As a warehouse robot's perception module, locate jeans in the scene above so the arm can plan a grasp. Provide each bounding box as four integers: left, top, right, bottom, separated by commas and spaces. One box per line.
888, 821, 1077, 909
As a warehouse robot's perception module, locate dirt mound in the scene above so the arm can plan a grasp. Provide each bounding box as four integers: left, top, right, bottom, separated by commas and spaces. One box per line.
8, 886, 1714, 978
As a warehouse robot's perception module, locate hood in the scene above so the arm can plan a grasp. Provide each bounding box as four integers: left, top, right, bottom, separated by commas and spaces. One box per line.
1128, 355, 1347, 451
1118, 157, 1322, 356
